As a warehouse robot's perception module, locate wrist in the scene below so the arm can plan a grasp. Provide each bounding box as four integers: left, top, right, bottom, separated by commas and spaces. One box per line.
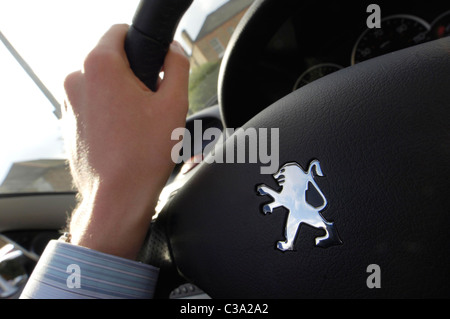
69, 180, 157, 260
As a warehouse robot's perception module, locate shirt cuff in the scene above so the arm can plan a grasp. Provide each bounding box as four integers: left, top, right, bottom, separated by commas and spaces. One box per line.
20, 240, 159, 299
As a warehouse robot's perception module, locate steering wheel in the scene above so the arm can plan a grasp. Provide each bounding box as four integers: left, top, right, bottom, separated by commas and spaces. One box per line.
132, 0, 450, 298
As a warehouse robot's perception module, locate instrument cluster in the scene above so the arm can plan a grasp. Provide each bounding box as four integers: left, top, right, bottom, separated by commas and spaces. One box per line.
293, 10, 450, 91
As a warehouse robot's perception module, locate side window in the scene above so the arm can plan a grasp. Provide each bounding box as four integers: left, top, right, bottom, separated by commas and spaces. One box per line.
209, 37, 225, 58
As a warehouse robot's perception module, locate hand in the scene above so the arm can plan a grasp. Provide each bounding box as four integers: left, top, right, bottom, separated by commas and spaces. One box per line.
62, 24, 189, 260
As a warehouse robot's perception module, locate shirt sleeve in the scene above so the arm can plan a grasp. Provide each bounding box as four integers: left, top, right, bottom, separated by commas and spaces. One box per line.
19, 240, 159, 299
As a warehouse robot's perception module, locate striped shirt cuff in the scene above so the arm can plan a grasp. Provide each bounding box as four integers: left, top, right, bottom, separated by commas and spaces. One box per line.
20, 240, 159, 299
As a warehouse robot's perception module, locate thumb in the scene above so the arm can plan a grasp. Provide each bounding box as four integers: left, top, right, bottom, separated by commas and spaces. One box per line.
159, 42, 190, 101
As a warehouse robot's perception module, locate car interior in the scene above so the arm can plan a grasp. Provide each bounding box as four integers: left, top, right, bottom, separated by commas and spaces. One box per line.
1, 0, 449, 299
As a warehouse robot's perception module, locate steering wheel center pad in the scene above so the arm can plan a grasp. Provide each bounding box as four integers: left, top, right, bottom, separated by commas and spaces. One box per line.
155, 38, 450, 298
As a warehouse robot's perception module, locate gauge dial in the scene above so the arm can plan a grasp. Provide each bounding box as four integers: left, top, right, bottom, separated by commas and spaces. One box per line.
293, 63, 343, 91
429, 10, 450, 40
352, 15, 430, 64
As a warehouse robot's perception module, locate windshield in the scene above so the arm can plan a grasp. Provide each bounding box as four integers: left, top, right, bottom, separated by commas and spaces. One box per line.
0, 0, 253, 195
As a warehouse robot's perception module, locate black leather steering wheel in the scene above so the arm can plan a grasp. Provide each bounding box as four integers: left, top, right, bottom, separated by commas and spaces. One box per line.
137, 0, 450, 298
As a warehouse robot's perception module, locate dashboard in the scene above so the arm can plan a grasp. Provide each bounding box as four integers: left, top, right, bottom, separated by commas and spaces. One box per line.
294, 10, 450, 91
275, 3, 449, 95
222, 1, 450, 128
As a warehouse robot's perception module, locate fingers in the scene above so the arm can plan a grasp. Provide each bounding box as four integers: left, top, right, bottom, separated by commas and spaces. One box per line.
80, 24, 131, 80
64, 23, 190, 114
95, 24, 130, 63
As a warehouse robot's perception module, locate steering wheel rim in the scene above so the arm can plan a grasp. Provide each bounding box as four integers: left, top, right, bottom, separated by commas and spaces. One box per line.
218, 0, 299, 129
139, 0, 450, 299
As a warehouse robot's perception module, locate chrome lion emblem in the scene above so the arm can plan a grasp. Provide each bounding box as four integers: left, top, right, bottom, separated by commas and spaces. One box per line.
256, 160, 342, 251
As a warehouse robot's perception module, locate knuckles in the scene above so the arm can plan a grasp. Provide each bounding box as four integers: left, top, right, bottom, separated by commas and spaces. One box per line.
82, 48, 124, 79
63, 70, 82, 113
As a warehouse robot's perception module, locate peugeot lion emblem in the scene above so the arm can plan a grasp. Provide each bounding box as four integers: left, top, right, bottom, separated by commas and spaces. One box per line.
256, 160, 342, 251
